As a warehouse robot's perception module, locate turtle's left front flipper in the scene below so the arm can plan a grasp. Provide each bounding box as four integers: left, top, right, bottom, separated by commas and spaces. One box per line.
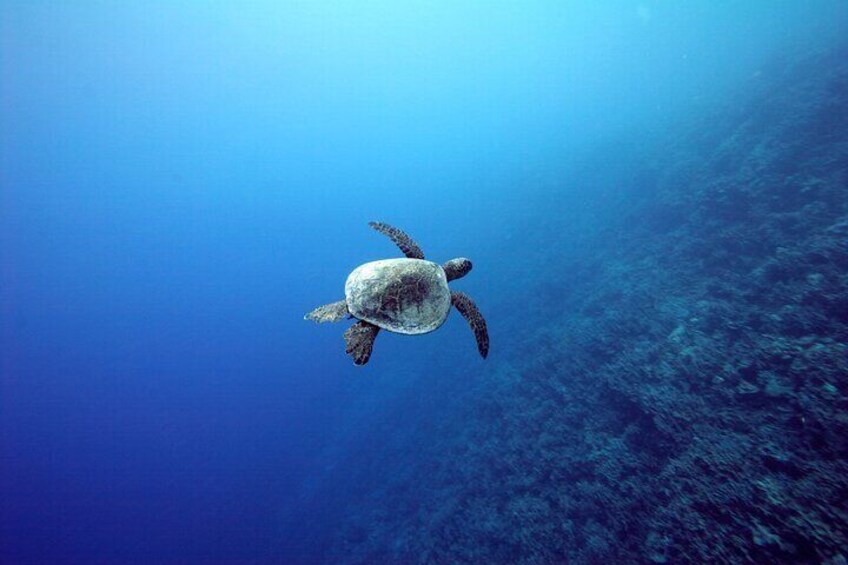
451, 291, 489, 359
344, 320, 381, 365
368, 222, 425, 260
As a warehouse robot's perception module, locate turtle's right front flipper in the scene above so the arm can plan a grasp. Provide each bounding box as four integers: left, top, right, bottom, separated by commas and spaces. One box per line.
451, 291, 489, 359
305, 300, 349, 323
344, 320, 380, 365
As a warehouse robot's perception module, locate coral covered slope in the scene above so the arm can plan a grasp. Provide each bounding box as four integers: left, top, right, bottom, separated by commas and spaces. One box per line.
280, 46, 848, 564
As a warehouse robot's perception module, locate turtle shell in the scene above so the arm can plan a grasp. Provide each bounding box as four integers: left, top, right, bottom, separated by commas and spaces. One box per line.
345, 258, 451, 335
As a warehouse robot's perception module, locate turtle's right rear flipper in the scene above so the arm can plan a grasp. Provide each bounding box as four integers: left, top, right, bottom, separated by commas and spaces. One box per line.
344, 321, 380, 365
305, 300, 348, 323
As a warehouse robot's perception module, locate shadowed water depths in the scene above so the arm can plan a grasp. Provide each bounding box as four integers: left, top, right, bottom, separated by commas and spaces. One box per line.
2, 3, 847, 564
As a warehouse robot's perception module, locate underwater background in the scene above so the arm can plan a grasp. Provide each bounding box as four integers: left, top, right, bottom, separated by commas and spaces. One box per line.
2, 2, 847, 564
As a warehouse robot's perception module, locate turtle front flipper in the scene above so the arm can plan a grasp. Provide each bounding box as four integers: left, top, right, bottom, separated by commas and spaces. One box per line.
451, 291, 489, 359
344, 320, 381, 365
368, 222, 425, 260
305, 300, 349, 323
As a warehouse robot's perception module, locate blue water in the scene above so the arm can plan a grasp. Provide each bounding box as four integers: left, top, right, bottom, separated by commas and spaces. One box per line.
2, 3, 847, 564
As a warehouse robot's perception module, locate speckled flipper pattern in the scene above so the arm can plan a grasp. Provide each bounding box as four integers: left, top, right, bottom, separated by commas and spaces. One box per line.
344, 320, 380, 365
304, 300, 349, 323
451, 291, 489, 359
368, 221, 425, 260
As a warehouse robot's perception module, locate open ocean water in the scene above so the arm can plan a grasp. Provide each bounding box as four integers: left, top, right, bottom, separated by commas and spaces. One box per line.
2, 2, 847, 564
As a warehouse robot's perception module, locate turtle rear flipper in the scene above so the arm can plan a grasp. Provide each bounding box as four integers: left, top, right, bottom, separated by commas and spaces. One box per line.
344, 320, 380, 365
451, 291, 489, 359
368, 222, 425, 260
305, 300, 348, 323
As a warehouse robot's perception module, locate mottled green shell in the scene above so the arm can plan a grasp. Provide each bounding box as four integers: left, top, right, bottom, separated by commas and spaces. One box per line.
345, 258, 451, 335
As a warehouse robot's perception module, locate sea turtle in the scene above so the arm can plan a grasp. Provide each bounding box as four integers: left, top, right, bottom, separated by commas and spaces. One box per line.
305, 221, 489, 365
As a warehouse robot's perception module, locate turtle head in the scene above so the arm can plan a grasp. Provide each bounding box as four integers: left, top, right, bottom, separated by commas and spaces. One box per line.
443, 258, 472, 282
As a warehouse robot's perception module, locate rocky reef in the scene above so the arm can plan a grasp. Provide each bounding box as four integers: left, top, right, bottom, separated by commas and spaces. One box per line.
280, 45, 848, 564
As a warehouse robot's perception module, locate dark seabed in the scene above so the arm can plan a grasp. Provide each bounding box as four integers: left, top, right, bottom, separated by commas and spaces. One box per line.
2, 3, 847, 564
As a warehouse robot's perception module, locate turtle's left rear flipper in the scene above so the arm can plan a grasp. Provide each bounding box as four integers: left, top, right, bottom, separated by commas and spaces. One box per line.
305, 300, 348, 323
451, 291, 489, 359
344, 321, 380, 365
